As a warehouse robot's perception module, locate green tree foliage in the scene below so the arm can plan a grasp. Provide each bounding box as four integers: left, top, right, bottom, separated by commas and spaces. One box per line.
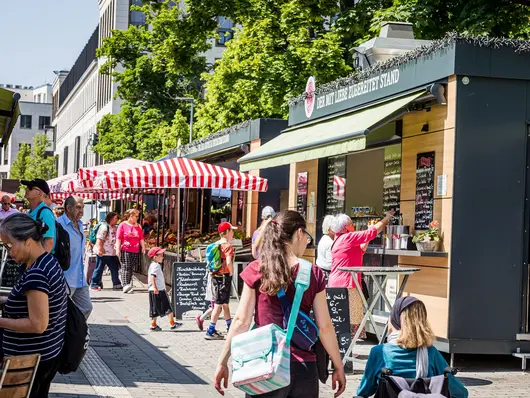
194, 0, 352, 136
10, 142, 31, 180
25, 134, 57, 181
94, 0, 212, 160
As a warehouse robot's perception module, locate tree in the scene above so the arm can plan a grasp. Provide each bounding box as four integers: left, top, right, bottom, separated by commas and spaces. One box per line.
25, 134, 57, 181
94, 0, 215, 161
10, 142, 31, 180
194, 0, 352, 136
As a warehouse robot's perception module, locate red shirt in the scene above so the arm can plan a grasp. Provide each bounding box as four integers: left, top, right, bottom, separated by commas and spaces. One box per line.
240, 260, 326, 362
219, 243, 235, 275
328, 227, 378, 289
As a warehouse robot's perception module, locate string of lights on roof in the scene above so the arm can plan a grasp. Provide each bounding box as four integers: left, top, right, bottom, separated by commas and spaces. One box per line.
289, 32, 530, 106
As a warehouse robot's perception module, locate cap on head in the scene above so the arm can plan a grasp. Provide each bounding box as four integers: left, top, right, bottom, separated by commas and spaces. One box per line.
21, 179, 50, 196
148, 247, 166, 258
261, 206, 276, 219
218, 222, 237, 234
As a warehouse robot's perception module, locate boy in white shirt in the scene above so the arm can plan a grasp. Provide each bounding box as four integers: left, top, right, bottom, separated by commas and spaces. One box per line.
147, 247, 182, 331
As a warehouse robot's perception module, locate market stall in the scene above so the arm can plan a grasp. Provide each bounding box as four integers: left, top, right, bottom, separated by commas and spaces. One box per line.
239, 25, 530, 359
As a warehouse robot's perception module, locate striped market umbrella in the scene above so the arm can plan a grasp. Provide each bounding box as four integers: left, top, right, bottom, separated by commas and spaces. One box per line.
95, 157, 268, 192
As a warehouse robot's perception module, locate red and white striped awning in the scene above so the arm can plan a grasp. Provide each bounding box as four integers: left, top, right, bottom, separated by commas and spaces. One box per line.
333, 176, 346, 201
49, 191, 148, 201
48, 173, 78, 194
78, 158, 151, 181
96, 157, 268, 192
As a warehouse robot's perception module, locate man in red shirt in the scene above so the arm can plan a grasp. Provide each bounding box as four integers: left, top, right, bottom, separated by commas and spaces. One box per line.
205, 222, 236, 340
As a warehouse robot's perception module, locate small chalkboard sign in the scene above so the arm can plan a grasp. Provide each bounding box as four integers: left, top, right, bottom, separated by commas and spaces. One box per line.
326, 287, 353, 373
0, 247, 20, 289
415, 152, 435, 230
296, 172, 308, 217
172, 262, 209, 320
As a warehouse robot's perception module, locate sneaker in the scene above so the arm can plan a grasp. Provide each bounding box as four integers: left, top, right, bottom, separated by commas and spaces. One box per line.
90, 286, 101, 291
170, 322, 183, 330
123, 284, 133, 293
196, 315, 204, 331
205, 331, 224, 340
150, 325, 162, 332
113, 285, 123, 290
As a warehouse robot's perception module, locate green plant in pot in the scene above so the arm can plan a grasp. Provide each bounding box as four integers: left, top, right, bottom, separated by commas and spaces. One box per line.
412, 220, 440, 252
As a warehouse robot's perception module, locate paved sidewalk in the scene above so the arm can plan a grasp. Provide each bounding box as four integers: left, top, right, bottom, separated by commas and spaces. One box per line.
50, 274, 529, 397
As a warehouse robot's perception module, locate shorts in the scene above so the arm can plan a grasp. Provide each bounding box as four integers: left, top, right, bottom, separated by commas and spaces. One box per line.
212, 274, 232, 305
149, 290, 173, 318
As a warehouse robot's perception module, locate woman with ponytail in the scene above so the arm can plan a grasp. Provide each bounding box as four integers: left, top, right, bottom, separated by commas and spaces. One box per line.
214, 210, 346, 397
0, 213, 68, 397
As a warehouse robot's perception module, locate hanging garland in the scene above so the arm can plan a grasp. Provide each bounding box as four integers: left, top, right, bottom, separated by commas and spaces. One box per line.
289, 32, 530, 106
176, 120, 251, 155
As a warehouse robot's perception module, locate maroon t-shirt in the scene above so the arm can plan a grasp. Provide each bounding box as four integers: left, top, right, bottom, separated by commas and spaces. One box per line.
240, 260, 327, 362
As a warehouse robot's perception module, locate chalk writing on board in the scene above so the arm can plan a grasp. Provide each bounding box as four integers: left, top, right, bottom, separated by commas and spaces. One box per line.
326, 156, 346, 215
326, 287, 353, 373
297, 172, 308, 217
415, 152, 435, 230
172, 262, 209, 319
0, 250, 20, 288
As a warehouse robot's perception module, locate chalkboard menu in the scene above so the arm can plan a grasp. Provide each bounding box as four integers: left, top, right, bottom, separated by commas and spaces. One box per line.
415, 152, 435, 230
296, 172, 308, 217
172, 262, 209, 319
0, 247, 20, 289
326, 156, 346, 215
383, 154, 401, 215
326, 288, 353, 373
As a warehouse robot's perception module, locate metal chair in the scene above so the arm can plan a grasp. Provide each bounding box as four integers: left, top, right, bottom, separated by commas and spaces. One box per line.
0, 354, 41, 398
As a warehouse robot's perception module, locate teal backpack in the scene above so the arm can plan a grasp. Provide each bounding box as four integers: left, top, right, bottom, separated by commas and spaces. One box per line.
89, 222, 106, 245
206, 243, 223, 273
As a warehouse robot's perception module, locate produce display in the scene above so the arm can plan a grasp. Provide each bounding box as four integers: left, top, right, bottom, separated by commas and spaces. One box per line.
144, 228, 251, 253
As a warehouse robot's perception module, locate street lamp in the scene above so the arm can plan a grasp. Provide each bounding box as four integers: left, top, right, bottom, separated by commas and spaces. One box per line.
175, 96, 194, 144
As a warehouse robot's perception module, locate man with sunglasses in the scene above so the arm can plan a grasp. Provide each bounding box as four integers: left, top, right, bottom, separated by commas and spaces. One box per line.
0, 195, 18, 220
22, 179, 56, 254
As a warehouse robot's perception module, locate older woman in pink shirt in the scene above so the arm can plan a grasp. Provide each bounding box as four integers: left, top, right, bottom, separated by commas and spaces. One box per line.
328, 212, 393, 337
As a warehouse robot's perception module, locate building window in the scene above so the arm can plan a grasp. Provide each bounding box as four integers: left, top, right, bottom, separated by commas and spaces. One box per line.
38, 116, 51, 130
63, 146, 69, 175
3, 145, 8, 165
20, 115, 32, 129
74, 136, 81, 171
0, 172, 7, 180
130, 0, 146, 26
216, 17, 234, 46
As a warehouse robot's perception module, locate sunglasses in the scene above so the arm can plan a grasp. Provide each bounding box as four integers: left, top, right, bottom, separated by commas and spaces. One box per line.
303, 230, 314, 246
1, 203, 10, 206
1, 242, 12, 251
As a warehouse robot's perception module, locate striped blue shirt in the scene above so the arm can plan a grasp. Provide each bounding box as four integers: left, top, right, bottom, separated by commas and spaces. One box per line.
3, 253, 67, 361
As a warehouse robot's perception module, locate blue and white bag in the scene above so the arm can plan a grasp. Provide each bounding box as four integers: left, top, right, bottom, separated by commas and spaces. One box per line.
231, 260, 312, 395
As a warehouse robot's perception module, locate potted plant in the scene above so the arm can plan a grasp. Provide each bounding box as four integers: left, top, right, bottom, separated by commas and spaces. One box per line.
412, 220, 440, 252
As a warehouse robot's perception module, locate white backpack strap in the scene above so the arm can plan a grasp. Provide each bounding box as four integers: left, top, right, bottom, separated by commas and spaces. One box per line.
427, 375, 446, 394
295, 258, 312, 290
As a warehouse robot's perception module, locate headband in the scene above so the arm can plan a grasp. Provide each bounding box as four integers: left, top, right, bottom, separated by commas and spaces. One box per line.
390, 296, 419, 330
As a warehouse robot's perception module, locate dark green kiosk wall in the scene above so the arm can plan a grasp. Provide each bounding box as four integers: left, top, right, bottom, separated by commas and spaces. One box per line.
450, 75, 530, 353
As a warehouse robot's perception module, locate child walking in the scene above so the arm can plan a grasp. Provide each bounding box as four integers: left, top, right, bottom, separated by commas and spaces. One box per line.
148, 247, 182, 331
205, 222, 235, 340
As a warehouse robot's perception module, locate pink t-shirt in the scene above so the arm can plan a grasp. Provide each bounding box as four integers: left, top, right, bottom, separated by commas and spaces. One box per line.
116, 222, 144, 253
328, 227, 378, 289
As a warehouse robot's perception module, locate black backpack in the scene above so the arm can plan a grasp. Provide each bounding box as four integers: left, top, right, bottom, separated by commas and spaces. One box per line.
58, 295, 90, 374
37, 207, 71, 271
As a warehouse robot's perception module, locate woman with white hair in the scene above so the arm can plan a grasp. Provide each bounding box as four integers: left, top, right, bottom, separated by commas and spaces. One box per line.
251, 206, 276, 259
316, 215, 335, 280
328, 211, 394, 338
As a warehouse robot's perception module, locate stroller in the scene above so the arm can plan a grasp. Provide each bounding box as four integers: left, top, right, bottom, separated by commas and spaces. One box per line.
357, 367, 458, 398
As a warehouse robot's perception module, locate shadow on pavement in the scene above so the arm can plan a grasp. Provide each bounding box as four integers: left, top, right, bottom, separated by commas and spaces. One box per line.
53, 323, 210, 388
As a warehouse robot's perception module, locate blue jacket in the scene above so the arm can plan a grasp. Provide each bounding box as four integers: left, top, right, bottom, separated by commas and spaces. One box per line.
357, 344, 468, 398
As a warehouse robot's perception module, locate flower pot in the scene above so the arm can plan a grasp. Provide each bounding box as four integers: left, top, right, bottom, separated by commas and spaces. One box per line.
416, 241, 438, 252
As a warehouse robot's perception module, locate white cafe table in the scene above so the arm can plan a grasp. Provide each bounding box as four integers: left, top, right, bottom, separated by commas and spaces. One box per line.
337, 266, 420, 365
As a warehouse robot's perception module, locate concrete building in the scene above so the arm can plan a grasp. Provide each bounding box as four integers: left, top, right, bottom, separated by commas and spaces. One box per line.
53, 0, 235, 176
0, 84, 53, 179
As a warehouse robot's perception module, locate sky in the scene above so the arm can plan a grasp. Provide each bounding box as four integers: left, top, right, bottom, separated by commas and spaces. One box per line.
0, 0, 99, 87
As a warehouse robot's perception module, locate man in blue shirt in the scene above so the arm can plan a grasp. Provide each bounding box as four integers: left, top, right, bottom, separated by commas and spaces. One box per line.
23, 179, 56, 253
57, 196, 93, 319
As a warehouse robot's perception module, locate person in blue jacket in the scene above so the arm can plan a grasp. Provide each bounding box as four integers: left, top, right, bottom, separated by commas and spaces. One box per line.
357, 296, 468, 398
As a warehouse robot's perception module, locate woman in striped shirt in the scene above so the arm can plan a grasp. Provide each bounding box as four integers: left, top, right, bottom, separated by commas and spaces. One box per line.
0, 213, 67, 397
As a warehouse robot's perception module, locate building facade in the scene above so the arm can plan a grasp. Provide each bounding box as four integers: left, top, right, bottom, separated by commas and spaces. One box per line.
53, 0, 235, 177
0, 84, 53, 179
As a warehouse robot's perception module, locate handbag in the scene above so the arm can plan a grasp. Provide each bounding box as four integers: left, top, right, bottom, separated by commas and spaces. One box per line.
231, 260, 312, 395
277, 259, 319, 351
